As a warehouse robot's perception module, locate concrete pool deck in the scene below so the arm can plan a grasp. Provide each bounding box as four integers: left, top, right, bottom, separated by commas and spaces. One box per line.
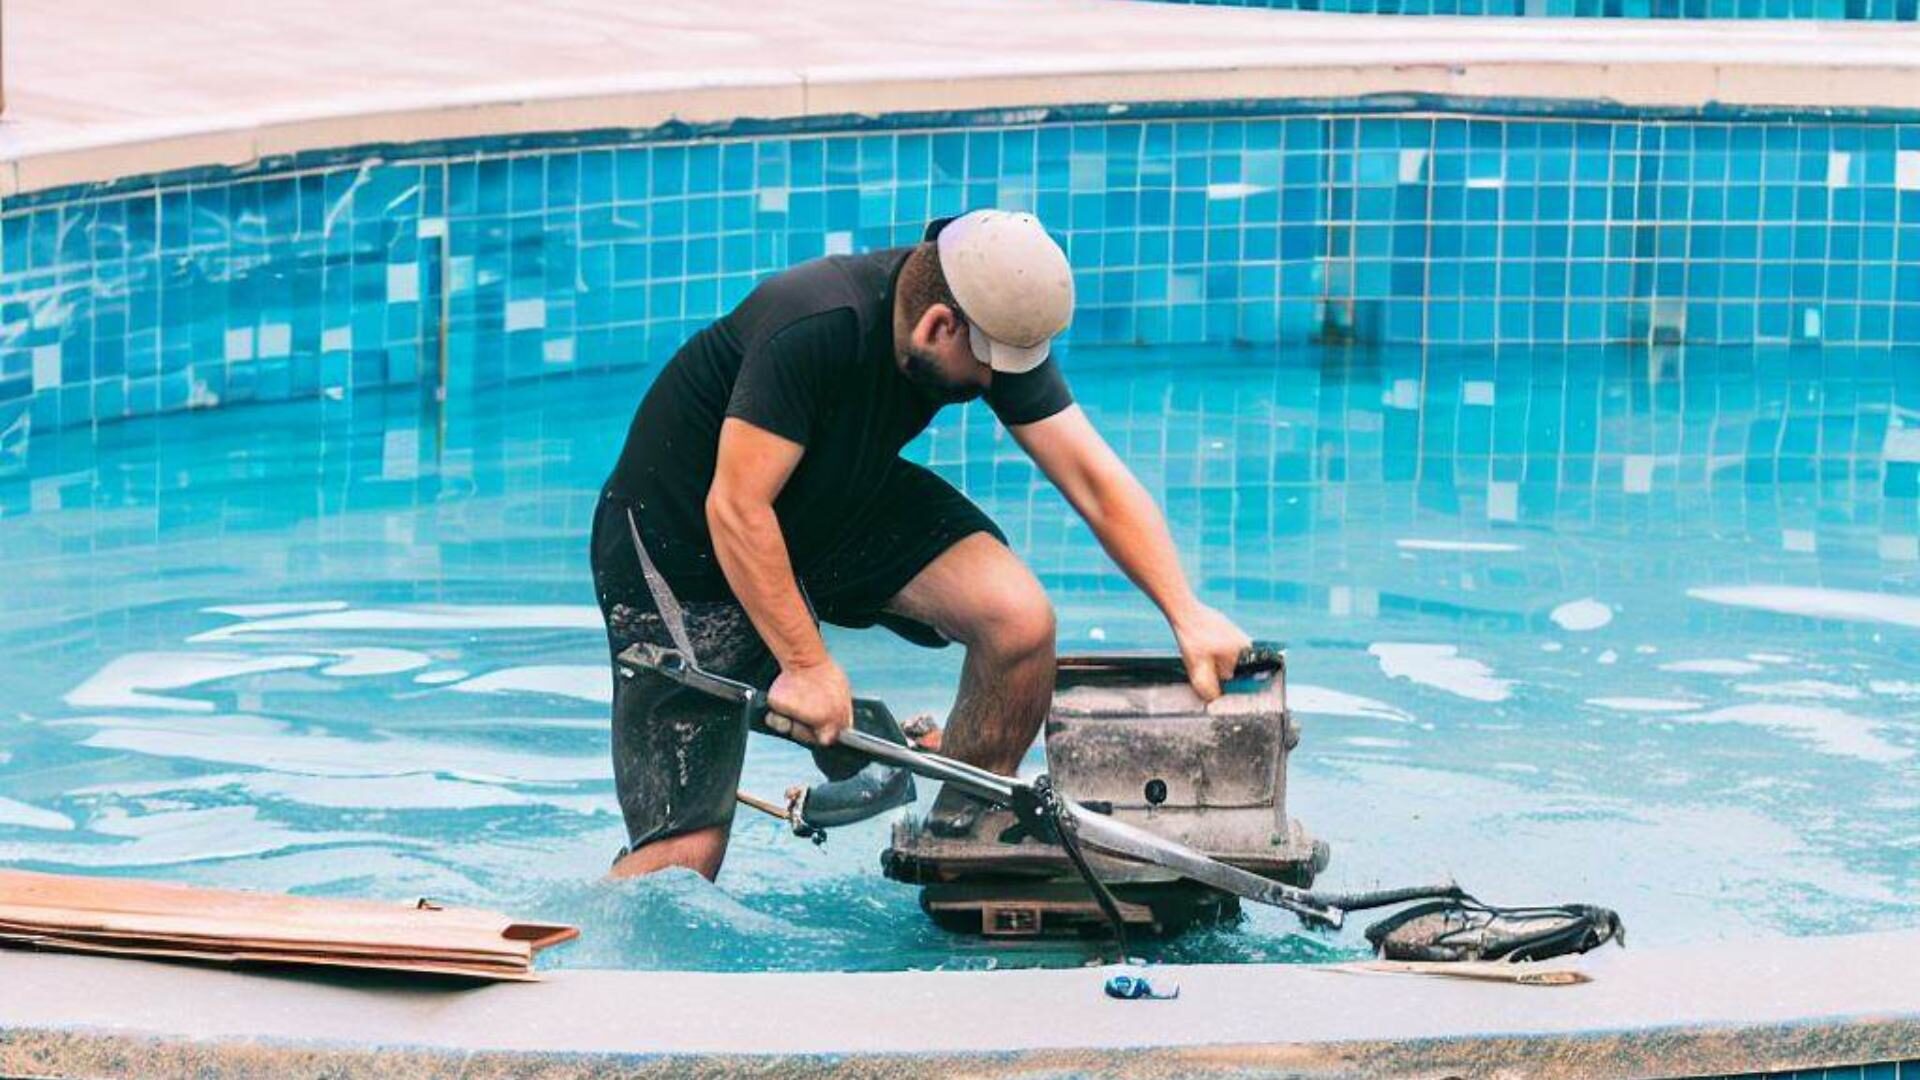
6, 0, 1920, 197
2, 928, 1918, 1076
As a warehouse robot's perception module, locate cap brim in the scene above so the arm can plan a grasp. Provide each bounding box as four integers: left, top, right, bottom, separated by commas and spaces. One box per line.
968, 328, 1050, 374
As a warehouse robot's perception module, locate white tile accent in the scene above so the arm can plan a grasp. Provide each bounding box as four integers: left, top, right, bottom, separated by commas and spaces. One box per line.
1330, 586, 1379, 617
757, 188, 789, 212
1783, 529, 1816, 554
543, 337, 574, 364
1802, 307, 1822, 340
31, 345, 61, 391
387, 263, 420, 303
381, 427, 418, 482
1882, 424, 1920, 463
1880, 534, 1920, 562
1069, 152, 1103, 191
1463, 380, 1495, 406
322, 326, 353, 352
1623, 454, 1655, 494
1169, 271, 1203, 304
1488, 481, 1518, 523
1205, 182, 1266, 200
384, 514, 417, 546
1898, 150, 1920, 192
224, 327, 254, 362
1398, 149, 1426, 184
417, 217, 447, 239
1826, 151, 1852, 189
258, 323, 292, 358
824, 231, 853, 255
187, 375, 219, 409
1388, 378, 1420, 410
505, 297, 546, 331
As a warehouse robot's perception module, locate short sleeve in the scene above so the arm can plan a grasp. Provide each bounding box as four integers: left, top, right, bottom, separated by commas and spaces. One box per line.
984, 355, 1074, 427
724, 309, 857, 445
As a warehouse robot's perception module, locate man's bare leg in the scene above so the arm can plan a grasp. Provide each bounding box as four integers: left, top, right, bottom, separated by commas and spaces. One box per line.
884, 531, 1056, 779
607, 824, 729, 881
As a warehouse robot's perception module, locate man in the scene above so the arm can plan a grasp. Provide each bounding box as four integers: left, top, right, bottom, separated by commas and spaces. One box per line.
592, 209, 1251, 880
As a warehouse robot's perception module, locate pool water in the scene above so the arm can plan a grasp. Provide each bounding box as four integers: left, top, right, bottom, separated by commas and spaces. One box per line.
1, 342, 1915, 972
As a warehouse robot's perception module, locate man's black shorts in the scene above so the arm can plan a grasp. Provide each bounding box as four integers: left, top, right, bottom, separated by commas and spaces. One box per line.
590, 459, 1006, 854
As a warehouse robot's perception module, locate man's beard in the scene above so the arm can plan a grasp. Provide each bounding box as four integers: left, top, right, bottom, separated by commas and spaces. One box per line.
903, 347, 983, 405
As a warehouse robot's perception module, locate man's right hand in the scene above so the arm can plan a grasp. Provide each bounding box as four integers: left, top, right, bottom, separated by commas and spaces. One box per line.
765, 658, 854, 746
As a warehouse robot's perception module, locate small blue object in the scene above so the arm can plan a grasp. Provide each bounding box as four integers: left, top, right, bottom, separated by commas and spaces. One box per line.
1105, 973, 1180, 1000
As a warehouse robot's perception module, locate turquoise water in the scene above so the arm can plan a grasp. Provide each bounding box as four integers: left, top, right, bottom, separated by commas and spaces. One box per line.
1, 342, 1916, 972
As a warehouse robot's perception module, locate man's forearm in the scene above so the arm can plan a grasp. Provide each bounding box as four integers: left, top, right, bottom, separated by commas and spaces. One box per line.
1078, 470, 1203, 626
706, 494, 829, 669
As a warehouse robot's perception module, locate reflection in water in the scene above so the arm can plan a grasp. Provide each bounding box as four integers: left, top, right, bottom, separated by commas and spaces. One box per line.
0, 341, 1915, 970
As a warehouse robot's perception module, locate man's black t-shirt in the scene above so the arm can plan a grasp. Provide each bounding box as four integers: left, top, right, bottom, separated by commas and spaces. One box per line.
603, 242, 1073, 601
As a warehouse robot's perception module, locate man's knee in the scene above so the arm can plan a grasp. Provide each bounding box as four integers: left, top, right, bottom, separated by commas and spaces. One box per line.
887, 533, 1056, 660
965, 579, 1056, 662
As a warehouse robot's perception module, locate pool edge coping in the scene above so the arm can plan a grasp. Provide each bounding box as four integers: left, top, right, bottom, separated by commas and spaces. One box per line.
3, 1013, 1916, 1078
9, 27, 1920, 201
3, 929, 1918, 1076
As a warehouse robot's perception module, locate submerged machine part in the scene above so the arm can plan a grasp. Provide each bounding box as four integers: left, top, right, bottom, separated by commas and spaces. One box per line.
882, 647, 1330, 938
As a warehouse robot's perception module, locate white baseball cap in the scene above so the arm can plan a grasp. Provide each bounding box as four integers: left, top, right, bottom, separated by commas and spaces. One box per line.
928, 210, 1074, 374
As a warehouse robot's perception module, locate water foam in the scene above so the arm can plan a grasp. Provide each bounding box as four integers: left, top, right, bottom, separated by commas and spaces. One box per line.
1289, 684, 1414, 723
191, 604, 602, 642
1586, 697, 1704, 713
0, 795, 75, 831
451, 665, 610, 704
1687, 585, 1920, 630
1550, 598, 1614, 632
64, 652, 327, 712
1734, 680, 1865, 701
202, 601, 350, 618
1394, 539, 1523, 553
1661, 658, 1764, 676
0, 805, 422, 868
60, 713, 606, 784
1368, 643, 1512, 702
320, 648, 433, 677
1676, 703, 1913, 764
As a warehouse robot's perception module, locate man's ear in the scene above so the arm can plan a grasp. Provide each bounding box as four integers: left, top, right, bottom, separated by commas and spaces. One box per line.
913, 302, 962, 348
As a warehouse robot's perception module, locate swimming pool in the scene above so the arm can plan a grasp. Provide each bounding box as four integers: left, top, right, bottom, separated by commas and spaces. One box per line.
1, 337, 1913, 972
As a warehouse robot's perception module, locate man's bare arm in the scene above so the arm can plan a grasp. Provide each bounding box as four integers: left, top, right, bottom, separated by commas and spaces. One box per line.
1009, 405, 1251, 699
706, 417, 850, 742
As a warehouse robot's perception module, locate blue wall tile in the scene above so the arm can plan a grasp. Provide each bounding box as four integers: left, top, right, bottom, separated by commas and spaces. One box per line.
4, 110, 1919, 440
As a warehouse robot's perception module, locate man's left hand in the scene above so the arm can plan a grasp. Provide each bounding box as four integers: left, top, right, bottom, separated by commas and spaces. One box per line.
1171, 604, 1254, 702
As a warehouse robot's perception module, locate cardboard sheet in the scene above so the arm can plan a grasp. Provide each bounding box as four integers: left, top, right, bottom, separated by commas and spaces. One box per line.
0, 869, 576, 981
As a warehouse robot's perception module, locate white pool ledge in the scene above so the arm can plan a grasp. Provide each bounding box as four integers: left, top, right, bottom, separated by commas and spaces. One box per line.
5, 0, 1920, 198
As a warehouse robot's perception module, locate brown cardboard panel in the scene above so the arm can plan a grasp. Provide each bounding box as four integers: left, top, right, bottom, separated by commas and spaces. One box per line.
0, 923, 531, 964
6, 934, 542, 981
0, 869, 574, 982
